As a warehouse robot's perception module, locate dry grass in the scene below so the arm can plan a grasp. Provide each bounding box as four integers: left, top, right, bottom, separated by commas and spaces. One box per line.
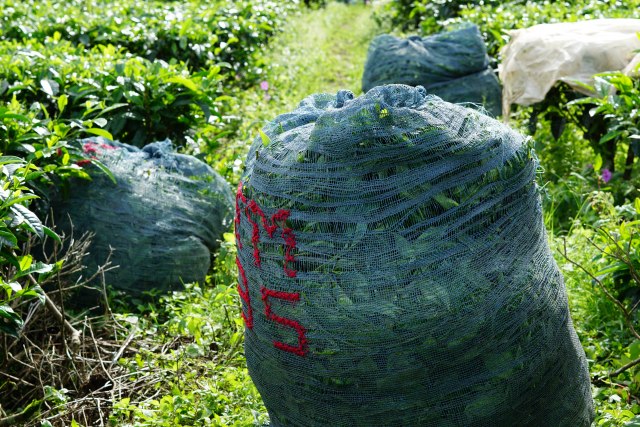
0, 231, 143, 426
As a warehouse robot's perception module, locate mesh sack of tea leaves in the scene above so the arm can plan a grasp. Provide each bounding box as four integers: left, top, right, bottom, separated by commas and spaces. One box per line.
361, 25, 502, 117
427, 68, 502, 120
53, 138, 233, 295
235, 85, 593, 426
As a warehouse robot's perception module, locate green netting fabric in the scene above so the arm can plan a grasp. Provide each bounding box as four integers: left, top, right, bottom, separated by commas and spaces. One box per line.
361, 25, 502, 117
427, 68, 502, 119
53, 138, 233, 294
235, 85, 593, 426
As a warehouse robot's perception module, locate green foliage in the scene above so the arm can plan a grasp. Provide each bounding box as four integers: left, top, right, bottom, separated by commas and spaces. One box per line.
0, 155, 54, 337
107, 236, 269, 427
574, 72, 640, 181
554, 196, 640, 425
452, 0, 640, 58
377, 0, 640, 53
0, 96, 113, 338
590, 199, 640, 312
528, 73, 639, 234
0, 0, 298, 151
0, 0, 295, 78
0, 38, 223, 148
374, 0, 494, 31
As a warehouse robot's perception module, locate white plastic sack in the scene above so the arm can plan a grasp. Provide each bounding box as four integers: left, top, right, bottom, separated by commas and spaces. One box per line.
500, 19, 640, 116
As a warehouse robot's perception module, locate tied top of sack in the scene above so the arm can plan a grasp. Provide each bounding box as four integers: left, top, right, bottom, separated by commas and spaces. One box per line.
245, 84, 523, 225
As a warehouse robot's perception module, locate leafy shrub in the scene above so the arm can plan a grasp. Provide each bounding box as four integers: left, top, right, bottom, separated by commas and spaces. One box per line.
557, 196, 640, 418
0, 0, 299, 153
0, 38, 223, 147
529, 73, 639, 228
374, 0, 511, 33
0, 155, 50, 337
377, 0, 640, 54
573, 72, 640, 181
452, 0, 640, 58
553, 212, 640, 426
0, 100, 109, 338
0, 0, 295, 80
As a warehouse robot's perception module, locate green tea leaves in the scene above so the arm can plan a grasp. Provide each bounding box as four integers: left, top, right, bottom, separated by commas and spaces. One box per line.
259, 129, 271, 147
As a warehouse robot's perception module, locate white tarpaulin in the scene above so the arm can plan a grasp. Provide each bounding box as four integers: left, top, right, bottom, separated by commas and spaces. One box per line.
500, 19, 640, 117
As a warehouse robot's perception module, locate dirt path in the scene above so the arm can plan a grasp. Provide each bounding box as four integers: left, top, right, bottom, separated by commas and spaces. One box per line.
236, 2, 382, 136
269, 1, 381, 101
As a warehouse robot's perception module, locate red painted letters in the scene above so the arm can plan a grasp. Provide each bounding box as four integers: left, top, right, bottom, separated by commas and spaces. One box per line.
261, 287, 307, 357
235, 256, 253, 329
235, 182, 307, 356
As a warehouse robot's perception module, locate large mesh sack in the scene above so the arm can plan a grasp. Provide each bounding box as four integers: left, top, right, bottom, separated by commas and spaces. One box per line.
427, 68, 502, 117
53, 138, 233, 294
362, 26, 489, 91
500, 19, 640, 117
361, 25, 501, 116
235, 85, 593, 426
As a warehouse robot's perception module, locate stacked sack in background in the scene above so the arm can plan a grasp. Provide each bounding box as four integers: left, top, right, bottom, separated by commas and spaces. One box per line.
362, 25, 502, 117
235, 85, 592, 426
53, 138, 233, 296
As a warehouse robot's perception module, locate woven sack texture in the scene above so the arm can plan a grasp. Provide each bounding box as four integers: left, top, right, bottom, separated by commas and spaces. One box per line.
236, 85, 593, 426
362, 25, 501, 116
54, 138, 233, 294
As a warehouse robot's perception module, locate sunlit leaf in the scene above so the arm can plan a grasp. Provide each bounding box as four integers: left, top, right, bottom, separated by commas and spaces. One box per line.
57, 94, 68, 114
40, 79, 54, 96
259, 129, 271, 147
593, 154, 603, 172
84, 127, 113, 140
18, 254, 32, 272
15, 261, 55, 279
167, 76, 199, 92
10, 203, 44, 238
86, 159, 115, 185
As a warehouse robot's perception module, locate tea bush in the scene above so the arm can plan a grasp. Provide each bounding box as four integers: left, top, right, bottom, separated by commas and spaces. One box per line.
0, 0, 295, 79
0, 0, 297, 150
0, 99, 113, 339
377, 1, 640, 56
452, 0, 640, 58
0, 38, 224, 147
0, 0, 295, 423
